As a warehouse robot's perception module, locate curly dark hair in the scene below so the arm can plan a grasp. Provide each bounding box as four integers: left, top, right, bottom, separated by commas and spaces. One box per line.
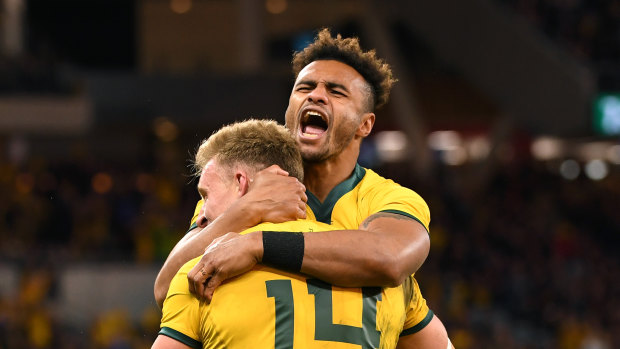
292, 28, 397, 110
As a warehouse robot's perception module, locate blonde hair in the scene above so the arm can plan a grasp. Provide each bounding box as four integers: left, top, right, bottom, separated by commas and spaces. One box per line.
194, 119, 303, 181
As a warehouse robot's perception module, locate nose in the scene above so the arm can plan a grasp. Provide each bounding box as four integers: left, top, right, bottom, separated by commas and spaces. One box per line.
196, 203, 208, 228
196, 215, 208, 228
307, 85, 328, 105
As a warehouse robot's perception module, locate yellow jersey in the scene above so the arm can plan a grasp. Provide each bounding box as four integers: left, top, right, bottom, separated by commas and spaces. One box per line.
160, 220, 424, 348
305, 164, 430, 231
186, 164, 434, 337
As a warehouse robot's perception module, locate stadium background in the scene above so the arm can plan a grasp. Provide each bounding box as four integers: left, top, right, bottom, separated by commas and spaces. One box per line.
1, 0, 619, 348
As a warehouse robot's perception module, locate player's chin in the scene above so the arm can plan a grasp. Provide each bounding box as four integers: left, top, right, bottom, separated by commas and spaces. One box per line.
300, 148, 329, 163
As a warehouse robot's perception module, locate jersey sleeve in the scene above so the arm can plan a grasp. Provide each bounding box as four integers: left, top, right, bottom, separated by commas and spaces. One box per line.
187, 200, 203, 233
159, 257, 203, 349
400, 276, 434, 337
367, 179, 431, 232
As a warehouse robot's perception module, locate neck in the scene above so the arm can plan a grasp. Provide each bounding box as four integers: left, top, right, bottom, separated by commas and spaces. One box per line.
303, 144, 360, 202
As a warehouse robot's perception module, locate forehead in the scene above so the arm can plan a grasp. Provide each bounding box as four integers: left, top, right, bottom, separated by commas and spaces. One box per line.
296, 60, 368, 90
198, 159, 223, 187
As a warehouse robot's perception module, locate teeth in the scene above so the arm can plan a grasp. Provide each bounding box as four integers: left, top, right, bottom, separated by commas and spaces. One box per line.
303, 110, 323, 120
300, 110, 327, 139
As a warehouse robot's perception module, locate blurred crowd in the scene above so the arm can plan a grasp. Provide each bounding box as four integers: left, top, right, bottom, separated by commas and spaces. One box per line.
0, 132, 618, 348
499, 0, 620, 88
414, 157, 620, 348
0, 136, 195, 349
0, 136, 196, 264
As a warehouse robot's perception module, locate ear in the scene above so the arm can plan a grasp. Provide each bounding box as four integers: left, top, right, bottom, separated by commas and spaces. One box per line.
234, 169, 251, 197
356, 112, 375, 138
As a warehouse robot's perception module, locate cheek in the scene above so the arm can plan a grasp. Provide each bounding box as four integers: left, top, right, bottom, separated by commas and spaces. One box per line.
284, 113, 294, 128
202, 204, 213, 221
334, 113, 359, 135
284, 105, 297, 126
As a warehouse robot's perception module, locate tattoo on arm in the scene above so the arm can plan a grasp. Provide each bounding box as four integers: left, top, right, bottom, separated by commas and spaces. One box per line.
361, 212, 413, 229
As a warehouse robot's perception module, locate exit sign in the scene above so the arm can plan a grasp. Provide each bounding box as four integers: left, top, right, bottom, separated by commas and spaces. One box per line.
593, 93, 620, 136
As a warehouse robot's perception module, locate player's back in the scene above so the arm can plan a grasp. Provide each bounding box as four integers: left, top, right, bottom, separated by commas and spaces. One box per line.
160, 221, 410, 349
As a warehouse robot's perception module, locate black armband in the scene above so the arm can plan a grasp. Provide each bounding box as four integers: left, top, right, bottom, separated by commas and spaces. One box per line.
262, 231, 305, 272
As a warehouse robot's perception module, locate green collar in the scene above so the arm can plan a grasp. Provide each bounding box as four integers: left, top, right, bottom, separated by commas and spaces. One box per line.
306, 164, 366, 224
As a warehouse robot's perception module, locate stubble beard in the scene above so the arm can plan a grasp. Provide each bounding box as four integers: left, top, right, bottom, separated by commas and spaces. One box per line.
300, 140, 331, 164
301, 123, 357, 164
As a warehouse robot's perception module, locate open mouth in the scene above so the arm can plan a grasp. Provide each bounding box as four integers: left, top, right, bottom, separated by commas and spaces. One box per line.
301, 110, 328, 138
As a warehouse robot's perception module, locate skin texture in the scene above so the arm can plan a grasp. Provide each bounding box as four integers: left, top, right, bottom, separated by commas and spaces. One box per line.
284, 60, 371, 165
196, 160, 240, 224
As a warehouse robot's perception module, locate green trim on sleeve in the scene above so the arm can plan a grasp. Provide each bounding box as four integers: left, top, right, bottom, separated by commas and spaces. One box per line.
187, 222, 198, 234
399, 310, 434, 337
379, 209, 429, 233
159, 327, 202, 349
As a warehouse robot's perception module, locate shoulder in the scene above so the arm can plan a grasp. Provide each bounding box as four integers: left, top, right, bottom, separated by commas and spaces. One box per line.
357, 167, 430, 230
167, 256, 202, 297
239, 219, 338, 235
360, 168, 425, 202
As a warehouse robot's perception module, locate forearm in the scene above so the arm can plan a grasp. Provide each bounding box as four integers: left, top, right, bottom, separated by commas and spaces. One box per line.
185, 216, 429, 302
299, 227, 429, 287
154, 209, 257, 308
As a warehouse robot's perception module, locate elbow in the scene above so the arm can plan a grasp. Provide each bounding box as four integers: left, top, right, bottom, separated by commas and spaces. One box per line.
366, 252, 410, 287
153, 279, 166, 310
380, 258, 411, 287
378, 236, 430, 287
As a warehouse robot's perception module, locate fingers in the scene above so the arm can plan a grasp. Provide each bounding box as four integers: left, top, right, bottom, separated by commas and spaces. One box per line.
204, 273, 224, 302
186, 233, 260, 304
262, 164, 288, 176
299, 187, 308, 202
188, 261, 212, 299
188, 270, 196, 295
297, 205, 307, 219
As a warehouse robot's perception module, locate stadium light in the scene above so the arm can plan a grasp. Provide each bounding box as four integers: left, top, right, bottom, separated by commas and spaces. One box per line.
593, 93, 620, 136
427, 130, 461, 151
584, 159, 608, 181
531, 137, 563, 161
559, 159, 580, 180
375, 130, 408, 162
607, 145, 620, 165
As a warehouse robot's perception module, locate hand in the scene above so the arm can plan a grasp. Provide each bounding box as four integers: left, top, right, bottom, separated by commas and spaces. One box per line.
241, 165, 307, 223
187, 231, 263, 302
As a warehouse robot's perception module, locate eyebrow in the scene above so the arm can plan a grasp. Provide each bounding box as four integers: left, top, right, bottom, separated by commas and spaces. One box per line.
197, 185, 206, 198
295, 80, 349, 93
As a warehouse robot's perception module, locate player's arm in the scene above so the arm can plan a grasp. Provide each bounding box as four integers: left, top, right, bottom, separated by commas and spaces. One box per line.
152, 335, 194, 349
301, 212, 429, 287
188, 211, 429, 301
396, 316, 454, 349
155, 256, 205, 349
154, 210, 249, 309
154, 165, 306, 308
